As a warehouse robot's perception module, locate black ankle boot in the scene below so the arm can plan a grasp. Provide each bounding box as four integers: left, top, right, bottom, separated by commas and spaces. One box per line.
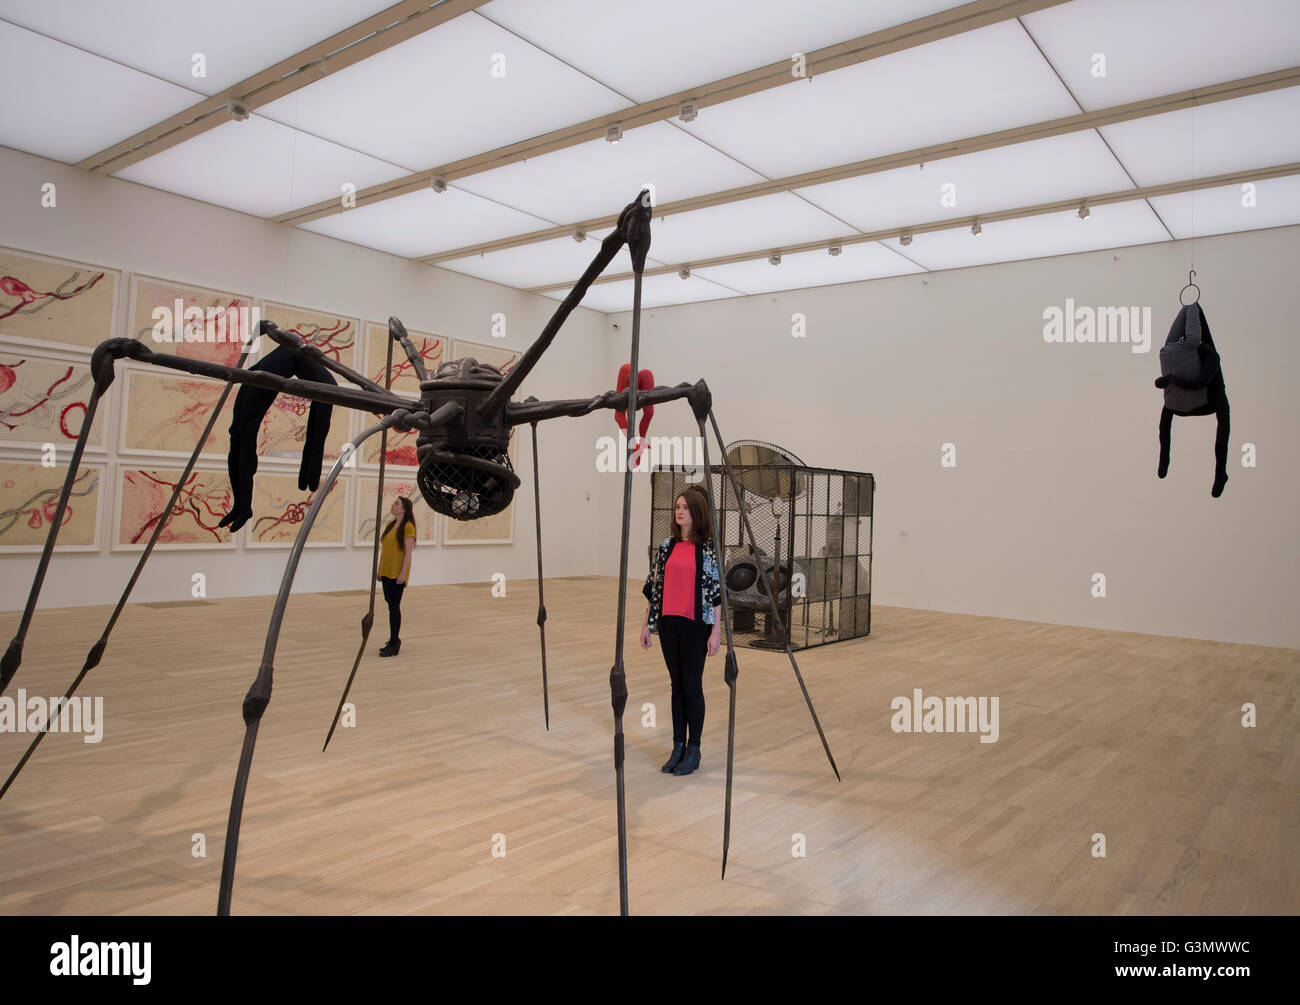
379, 639, 400, 657
673, 744, 701, 776
661, 742, 686, 773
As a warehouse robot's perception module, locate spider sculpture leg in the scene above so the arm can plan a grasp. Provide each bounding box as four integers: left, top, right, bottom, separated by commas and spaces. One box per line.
385, 316, 430, 382
496, 198, 652, 914
527, 414, 550, 730
323, 318, 406, 751
704, 406, 841, 783
0, 337, 411, 698
217, 402, 462, 915
0, 357, 111, 696
0, 345, 257, 799
691, 408, 742, 878
466, 192, 655, 751
608, 262, 646, 915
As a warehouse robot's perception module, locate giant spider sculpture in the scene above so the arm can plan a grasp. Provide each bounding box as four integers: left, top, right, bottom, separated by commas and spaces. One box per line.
0, 192, 839, 916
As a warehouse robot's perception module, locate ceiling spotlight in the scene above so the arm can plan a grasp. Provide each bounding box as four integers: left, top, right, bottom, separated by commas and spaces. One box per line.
1077, 203, 1091, 220
900, 232, 913, 247
679, 101, 698, 123
605, 123, 622, 143
679, 267, 691, 279
971, 219, 982, 237
572, 230, 587, 243
768, 253, 782, 266
229, 103, 249, 122
828, 243, 842, 256
430, 176, 447, 193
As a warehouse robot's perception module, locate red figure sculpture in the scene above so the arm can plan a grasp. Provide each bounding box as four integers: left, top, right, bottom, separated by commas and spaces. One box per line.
615, 364, 655, 466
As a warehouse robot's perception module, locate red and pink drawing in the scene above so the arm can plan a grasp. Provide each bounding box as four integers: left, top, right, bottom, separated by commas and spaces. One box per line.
117, 468, 234, 547
0, 353, 101, 446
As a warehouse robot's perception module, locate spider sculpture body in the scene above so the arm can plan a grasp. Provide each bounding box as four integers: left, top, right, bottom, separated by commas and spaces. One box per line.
0, 192, 838, 916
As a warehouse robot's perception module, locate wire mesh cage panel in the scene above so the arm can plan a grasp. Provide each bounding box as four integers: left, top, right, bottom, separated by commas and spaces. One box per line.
649, 463, 873, 651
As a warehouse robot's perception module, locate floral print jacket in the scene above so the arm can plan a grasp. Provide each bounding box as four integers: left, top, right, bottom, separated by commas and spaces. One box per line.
642, 536, 723, 633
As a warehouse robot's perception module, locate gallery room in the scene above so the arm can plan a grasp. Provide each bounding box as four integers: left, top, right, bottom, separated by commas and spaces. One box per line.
0, 0, 1296, 920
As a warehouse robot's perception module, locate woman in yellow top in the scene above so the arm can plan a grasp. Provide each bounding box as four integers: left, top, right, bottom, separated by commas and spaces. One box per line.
376, 496, 416, 657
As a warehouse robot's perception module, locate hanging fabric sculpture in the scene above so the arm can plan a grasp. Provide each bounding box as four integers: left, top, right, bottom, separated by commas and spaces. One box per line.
218, 344, 338, 531
615, 364, 655, 467
1154, 302, 1229, 497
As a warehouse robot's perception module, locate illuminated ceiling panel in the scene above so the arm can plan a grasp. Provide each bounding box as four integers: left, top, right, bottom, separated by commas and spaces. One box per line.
1150, 176, 1300, 239
0, 20, 197, 164
675, 21, 1079, 179
114, 116, 409, 219
1099, 87, 1300, 187
454, 122, 765, 225
299, 185, 553, 259
1022, 0, 1300, 109
0, 0, 400, 94
437, 231, 637, 289
540, 272, 739, 313
257, 12, 631, 171
693, 240, 922, 295
898, 202, 1169, 273
480, 0, 961, 101
796, 131, 1134, 235
648, 193, 848, 265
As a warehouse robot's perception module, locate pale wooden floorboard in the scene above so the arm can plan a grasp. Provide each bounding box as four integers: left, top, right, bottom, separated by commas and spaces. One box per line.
0, 577, 1295, 915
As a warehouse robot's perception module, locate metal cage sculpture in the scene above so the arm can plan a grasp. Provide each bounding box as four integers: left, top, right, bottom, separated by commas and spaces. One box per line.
651, 459, 873, 651
0, 191, 839, 917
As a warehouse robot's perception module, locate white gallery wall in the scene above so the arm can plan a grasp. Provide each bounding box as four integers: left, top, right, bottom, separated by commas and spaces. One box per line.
0, 144, 612, 610
603, 222, 1300, 649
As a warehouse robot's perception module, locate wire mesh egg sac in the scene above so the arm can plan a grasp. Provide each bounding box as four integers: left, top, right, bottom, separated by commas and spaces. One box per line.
417, 442, 516, 519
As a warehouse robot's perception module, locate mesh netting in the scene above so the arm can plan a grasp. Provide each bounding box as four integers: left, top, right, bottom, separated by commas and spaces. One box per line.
418, 442, 516, 519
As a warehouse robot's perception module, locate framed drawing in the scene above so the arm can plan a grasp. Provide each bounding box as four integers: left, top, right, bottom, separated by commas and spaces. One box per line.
262, 301, 359, 369
353, 475, 438, 547
0, 459, 103, 552
0, 343, 108, 451
0, 247, 119, 354
244, 472, 348, 548
441, 338, 520, 546
361, 320, 444, 466
114, 465, 235, 550
128, 274, 253, 368
119, 367, 226, 457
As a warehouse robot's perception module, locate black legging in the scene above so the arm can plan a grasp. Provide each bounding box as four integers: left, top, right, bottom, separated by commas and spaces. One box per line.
659, 614, 709, 745
1159, 401, 1230, 494
380, 577, 405, 643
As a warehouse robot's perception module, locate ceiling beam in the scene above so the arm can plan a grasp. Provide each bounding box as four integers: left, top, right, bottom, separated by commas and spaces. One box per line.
524, 161, 1300, 291
76, 0, 493, 175
273, 0, 1071, 226
429, 66, 1300, 264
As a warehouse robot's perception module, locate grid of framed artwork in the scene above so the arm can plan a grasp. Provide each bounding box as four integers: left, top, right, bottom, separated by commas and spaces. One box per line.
2, 248, 119, 555
1, 244, 527, 563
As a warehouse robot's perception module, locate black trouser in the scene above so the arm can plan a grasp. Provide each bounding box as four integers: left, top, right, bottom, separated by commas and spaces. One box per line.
659, 614, 709, 745
380, 577, 405, 643
1159, 401, 1230, 485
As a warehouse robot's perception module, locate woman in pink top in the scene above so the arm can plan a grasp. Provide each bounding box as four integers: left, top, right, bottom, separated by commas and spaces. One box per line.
640, 485, 722, 777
